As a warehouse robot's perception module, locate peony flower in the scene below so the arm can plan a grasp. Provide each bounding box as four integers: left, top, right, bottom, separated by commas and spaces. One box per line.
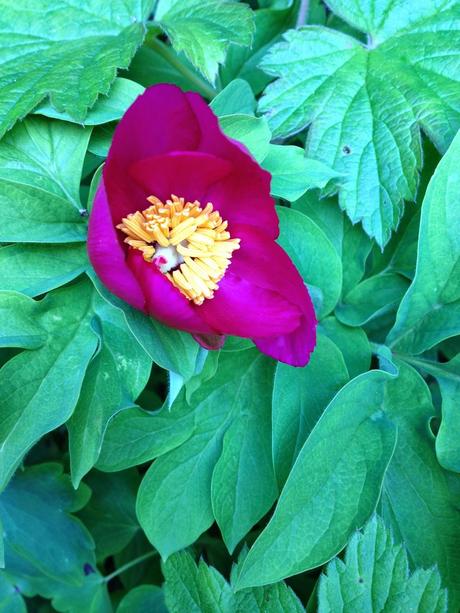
88, 84, 316, 366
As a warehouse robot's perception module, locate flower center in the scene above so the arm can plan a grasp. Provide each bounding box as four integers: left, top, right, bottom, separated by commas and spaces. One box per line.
117, 194, 240, 305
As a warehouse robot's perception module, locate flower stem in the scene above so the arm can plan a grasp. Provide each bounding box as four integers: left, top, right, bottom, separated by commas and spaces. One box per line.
103, 551, 157, 583
296, 0, 310, 28
145, 36, 217, 100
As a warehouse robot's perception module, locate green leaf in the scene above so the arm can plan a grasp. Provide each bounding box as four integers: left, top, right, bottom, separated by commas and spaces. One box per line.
0, 117, 90, 243
67, 296, 151, 486
210, 79, 256, 116
381, 362, 460, 612
320, 316, 371, 379
211, 357, 277, 552
0, 244, 88, 297
317, 515, 448, 613
155, 0, 255, 83
79, 470, 140, 561
293, 192, 372, 296
96, 402, 195, 472
336, 273, 410, 327
91, 272, 201, 381
263, 145, 340, 201
277, 207, 342, 319
163, 551, 304, 613
272, 333, 349, 486
399, 354, 460, 474
219, 114, 271, 163
388, 130, 460, 354
236, 370, 397, 589
137, 351, 276, 558
259, 1, 460, 244
0, 293, 46, 350
34, 78, 144, 125
117, 585, 167, 613
0, 463, 111, 613
220, 4, 296, 94
0, 1, 151, 136
0, 280, 98, 490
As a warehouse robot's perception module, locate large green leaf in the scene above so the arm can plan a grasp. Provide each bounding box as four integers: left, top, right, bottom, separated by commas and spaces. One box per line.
0, 0, 151, 136
0, 463, 111, 613
117, 585, 167, 613
388, 130, 460, 354
67, 297, 151, 487
319, 316, 371, 379
381, 362, 460, 612
136, 351, 276, 558
259, 3, 460, 245
317, 515, 447, 613
272, 333, 349, 486
0, 572, 26, 612
0, 281, 98, 490
155, 0, 255, 83
236, 371, 397, 589
0, 117, 90, 243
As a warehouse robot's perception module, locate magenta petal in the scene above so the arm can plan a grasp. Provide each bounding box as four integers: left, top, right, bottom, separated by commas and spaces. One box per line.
199, 270, 302, 337
253, 317, 316, 367
184, 91, 279, 239
215, 223, 317, 365
87, 182, 145, 311
129, 151, 232, 204
104, 85, 201, 221
127, 250, 215, 335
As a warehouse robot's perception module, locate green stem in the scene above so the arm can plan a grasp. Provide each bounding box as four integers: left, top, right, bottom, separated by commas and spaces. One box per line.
145, 36, 217, 100
104, 551, 157, 583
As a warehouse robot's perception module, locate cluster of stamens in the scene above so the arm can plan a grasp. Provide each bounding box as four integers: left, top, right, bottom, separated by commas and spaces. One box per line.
117, 194, 240, 305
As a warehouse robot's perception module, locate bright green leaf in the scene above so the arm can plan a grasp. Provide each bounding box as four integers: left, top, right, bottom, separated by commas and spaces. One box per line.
210, 79, 256, 116
0, 244, 88, 297
155, 0, 255, 83
219, 114, 271, 163
259, 2, 460, 245
34, 78, 144, 125
0, 117, 90, 243
0, 1, 151, 136
263, 145, 340, 201
117, 585, 167, 613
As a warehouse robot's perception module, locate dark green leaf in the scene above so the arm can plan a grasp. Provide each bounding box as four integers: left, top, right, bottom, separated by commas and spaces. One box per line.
388, 131, 460, 354
318, 515, 447, 613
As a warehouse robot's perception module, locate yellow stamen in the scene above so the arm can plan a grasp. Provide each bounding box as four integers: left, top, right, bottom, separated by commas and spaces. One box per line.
117, 194, 240, 304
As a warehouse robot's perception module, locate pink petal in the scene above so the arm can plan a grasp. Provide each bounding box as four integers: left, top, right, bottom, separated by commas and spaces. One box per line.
104, 84, 201, 221
129, 151, 232, 204
199, 270, 302, 338
87, 181, 145, 311
184, 91, 279, 239
127, 250, 215, 335
211, 223, 317, 366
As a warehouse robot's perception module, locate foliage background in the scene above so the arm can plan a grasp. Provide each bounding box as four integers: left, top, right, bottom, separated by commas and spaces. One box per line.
0, 0, 459, 611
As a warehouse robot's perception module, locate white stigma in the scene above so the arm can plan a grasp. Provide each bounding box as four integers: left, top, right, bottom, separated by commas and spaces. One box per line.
152, 244, 185, 273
